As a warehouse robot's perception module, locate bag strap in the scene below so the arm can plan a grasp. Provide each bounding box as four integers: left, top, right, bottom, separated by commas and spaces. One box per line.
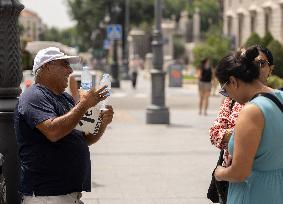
251, 92, 283, 112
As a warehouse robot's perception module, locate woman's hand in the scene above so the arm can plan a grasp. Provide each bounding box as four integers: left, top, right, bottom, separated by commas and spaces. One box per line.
214, 165, 226, 181
224, 155, 232, 167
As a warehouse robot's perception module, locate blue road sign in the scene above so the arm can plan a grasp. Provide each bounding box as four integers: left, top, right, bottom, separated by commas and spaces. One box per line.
107, 24, 122, 40
103, 39, 110, 49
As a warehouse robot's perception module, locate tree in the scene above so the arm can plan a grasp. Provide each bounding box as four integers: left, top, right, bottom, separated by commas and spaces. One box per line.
267, 40, 283, 78
66, 0, 190, 51
191, 0, 221, 33
40, 27, 62, 42
261, 32, 274, 47
244, 33, 262, 47
163, 0, 188, 21
40, 27, 78, 48
193, 27, 230, 67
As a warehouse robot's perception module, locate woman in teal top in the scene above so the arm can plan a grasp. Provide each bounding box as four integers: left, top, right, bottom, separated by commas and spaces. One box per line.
214, 45, 283, 204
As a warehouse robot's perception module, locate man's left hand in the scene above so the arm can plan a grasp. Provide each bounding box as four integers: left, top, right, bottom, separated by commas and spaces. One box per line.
101, 105, 114, 126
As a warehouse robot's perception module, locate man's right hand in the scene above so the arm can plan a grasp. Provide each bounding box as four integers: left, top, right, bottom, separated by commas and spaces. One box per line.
79, 85, 109, 110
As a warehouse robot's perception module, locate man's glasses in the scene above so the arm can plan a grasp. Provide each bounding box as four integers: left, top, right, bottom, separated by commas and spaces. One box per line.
219, 81, 229, 97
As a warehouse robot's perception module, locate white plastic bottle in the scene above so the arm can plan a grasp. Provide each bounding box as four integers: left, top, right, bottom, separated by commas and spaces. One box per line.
76, 66, 102, 135
81, 66, 92, 91
99, 73, 111, 110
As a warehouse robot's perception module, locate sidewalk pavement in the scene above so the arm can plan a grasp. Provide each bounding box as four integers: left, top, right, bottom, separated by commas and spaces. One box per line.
81, 72, 222, 204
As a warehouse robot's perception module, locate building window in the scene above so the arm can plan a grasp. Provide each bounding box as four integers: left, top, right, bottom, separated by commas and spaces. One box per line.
250, 11, 257, 33
264, 7, 272, 34
229, 0, 232, 7
227, 16, 233, 37
238, 13, 244, 47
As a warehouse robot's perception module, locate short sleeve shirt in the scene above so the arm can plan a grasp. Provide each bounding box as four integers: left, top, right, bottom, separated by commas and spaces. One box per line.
14, 84, 91, 196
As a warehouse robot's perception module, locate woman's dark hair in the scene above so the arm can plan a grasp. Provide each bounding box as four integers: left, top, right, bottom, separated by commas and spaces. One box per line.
216, 45, 260, 84
262, 47, 273, 65
251, 44, 273, 65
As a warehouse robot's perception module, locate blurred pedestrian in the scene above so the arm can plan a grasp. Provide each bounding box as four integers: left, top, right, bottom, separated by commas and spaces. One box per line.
198, 58, 213, 115
14, 47, 114, 204
208, 45, 274, 203
214, 46, 283, 204
129, 55, 143, 89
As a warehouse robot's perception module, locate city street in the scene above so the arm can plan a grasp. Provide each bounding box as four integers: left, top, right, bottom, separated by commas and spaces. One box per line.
82, 72, 222, 204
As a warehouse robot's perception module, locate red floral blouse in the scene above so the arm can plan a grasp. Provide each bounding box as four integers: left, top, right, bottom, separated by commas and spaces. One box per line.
209, 97, 244, 166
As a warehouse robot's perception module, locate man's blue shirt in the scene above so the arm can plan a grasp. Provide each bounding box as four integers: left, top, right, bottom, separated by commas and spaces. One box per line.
14, 84, 91, 196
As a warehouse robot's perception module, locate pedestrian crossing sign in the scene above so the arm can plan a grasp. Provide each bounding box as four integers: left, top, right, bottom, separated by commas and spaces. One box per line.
107, 24, 122, 40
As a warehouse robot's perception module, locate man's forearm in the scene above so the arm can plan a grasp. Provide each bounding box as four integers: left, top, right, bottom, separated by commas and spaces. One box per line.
39, 101, 88, 142
84, 123, 108, 145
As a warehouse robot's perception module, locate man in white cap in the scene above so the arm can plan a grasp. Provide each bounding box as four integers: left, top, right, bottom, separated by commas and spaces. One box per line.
14, 47, 114, 204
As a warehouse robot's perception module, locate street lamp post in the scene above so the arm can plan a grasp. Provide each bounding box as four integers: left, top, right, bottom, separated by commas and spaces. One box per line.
111, 4, 121, 88
146, 0, 170, 124
111, 39, 120, 87
121, 0, 130, 80
0, 0, 24, 203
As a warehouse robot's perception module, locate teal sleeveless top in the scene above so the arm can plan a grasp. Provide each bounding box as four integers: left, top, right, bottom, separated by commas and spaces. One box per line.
228, 90, 283, 204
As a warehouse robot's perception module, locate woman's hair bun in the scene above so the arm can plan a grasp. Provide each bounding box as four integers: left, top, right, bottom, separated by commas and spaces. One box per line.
241, 45, 259, 63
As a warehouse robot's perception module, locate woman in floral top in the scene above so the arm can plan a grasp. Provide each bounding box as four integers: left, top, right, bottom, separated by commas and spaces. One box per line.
209, 45, 274, 166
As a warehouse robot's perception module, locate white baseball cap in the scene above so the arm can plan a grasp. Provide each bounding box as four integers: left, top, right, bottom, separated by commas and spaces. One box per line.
32, 47, 81, 75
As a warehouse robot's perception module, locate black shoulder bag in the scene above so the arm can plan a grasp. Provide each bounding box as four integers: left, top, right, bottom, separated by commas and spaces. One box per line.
207, 149, 229, 203
207, 100, 235, 204
250, 92, 283, 112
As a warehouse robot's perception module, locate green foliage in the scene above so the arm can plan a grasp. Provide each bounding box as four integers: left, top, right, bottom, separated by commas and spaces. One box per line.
40, 27, 79, 47
244, 33, 262, 47
40, 27, 61, 42
66, 0, 187, 51
267, 75, 283, 89
163, 0, 189, 20
193, 28, 230, 67
267, 40, 283, 78
65, 0, 217, 51
191, 0, 221, 33
261, 32, 274, 47
40, 27, 78, 48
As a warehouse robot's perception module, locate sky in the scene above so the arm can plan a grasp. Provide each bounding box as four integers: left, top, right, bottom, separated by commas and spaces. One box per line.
21, 0, 75, 29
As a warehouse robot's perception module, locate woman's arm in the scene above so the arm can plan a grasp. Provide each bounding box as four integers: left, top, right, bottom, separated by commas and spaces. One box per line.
214, 104, 264, 182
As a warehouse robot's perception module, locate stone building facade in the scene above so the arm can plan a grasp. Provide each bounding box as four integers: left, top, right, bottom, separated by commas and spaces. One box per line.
19, 9, 45, 42
223, 0, 283, 47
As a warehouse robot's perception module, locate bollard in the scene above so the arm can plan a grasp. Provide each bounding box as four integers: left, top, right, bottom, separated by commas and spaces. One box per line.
0, 154, 6, 204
